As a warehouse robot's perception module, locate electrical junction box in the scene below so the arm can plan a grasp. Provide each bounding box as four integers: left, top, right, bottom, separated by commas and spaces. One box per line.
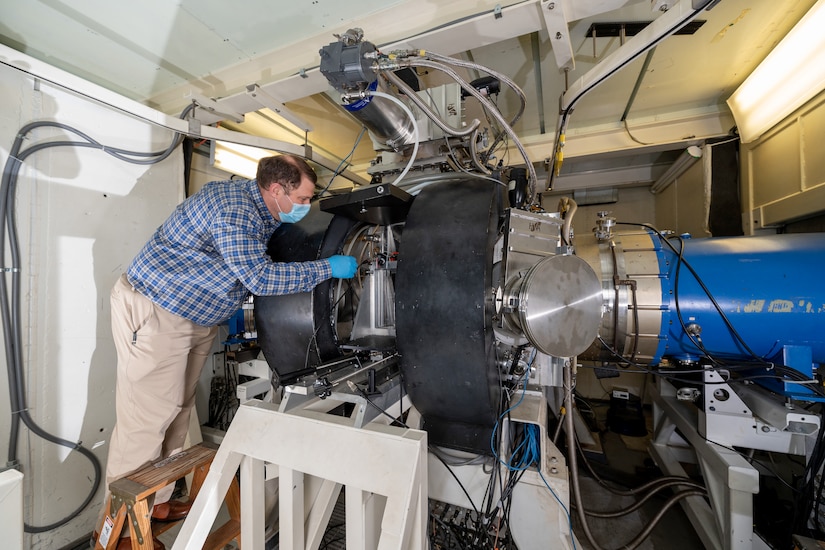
607, 388, 647, 437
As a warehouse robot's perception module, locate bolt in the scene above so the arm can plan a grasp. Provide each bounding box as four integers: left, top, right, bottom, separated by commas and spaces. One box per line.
550, 467, 559, 474
548, 2, 555, 8
709, 406, 716, 411
761, 426, 771, 433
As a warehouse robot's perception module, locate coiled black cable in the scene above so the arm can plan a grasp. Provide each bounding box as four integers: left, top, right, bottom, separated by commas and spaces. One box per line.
1, 107, 189, 532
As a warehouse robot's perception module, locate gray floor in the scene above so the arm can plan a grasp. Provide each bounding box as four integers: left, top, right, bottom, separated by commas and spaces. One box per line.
574, 420, 706, 550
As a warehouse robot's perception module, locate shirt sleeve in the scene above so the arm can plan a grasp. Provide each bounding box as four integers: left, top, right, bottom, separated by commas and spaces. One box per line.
211, 215, 333, 296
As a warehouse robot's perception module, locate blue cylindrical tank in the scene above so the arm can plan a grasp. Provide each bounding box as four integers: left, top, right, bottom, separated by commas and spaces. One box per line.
651, 233, 825, 373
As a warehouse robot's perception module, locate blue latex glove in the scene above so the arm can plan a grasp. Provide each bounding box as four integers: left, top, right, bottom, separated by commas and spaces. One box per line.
328, 255, 358, 278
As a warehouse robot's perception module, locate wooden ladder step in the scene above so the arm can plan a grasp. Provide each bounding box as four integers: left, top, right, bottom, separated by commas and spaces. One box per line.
110, 443, 218, 502
96, 442, 240, 550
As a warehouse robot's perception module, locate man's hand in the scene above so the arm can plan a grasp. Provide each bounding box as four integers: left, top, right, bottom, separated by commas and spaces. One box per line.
328, 255, 358, 278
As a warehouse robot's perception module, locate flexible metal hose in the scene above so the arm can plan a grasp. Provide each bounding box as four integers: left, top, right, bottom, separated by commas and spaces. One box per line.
422, 50, 527, 127
383, 71, 481, 138
407, 58, 538, 204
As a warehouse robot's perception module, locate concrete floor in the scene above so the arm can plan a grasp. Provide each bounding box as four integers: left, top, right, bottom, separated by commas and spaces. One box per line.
574, 423, 706, 550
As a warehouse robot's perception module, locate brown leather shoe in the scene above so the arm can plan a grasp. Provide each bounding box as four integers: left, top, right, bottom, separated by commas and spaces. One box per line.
151, 499, 192, 522
116, 536, 165, 550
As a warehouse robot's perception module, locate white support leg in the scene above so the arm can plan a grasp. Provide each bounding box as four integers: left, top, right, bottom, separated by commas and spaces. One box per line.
650, 378, 769, 550
171, 399, 428, 550
305, 480, 343, 549
240, 455, 266, 548
280, 467, 306, 549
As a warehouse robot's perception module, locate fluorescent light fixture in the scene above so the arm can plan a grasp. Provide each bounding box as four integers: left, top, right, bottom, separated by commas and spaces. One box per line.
650, 145, 702, 194
211, 141, 276, 179
211, 141, 336, 185
727, 0, 825, 143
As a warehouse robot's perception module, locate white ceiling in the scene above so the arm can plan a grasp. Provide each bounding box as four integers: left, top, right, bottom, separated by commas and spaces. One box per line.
0, 0, 817, 186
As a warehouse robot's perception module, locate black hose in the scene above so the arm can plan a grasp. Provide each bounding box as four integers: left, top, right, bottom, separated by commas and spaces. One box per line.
1, 107, 188, 532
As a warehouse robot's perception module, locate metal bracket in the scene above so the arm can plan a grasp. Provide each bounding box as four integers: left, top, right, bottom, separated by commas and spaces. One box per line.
541, 0, 574, 70
125, 501, 146, 545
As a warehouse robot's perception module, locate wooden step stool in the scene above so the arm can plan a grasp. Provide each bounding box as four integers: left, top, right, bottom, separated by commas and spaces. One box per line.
95, 443, 240, 550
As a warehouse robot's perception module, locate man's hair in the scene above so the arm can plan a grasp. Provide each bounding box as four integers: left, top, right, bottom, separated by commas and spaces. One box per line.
256, 154, 317, 192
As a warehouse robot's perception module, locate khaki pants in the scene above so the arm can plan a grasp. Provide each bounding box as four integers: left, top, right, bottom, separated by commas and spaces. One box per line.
105, 274, 218, 503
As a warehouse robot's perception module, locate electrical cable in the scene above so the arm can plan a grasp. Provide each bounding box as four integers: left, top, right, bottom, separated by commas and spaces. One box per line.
582, 480, 706, 518
351, 377, 494, 544
585, 345, 822, 390
365, 91, 419, 186
317, 125, 367, 197
1, 108, 189, 532
564, 363, 710, 549
574, 434, 704, 499
547, 5, 706, 191
616, 221, 769, 365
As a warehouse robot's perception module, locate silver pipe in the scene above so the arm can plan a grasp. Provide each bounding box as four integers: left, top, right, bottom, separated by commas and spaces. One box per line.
584, 480, 706, 518
383, 71, 481, 138
565, 359, 605, 550
560, 197, 578, 246
468, 128, 492, 175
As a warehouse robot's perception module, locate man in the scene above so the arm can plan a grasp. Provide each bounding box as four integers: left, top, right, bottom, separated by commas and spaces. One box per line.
100, 154, 356, 549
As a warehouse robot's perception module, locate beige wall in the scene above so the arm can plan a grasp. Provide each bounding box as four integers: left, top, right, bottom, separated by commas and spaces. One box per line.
653, 158, 709, 237
742, 88, 825, 233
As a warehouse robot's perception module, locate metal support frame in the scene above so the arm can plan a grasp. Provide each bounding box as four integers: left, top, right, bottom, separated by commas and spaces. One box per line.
171, 400, 428, 550
427, 390, 578, 550
649, 378, 771, 550
701, 369, 819, 455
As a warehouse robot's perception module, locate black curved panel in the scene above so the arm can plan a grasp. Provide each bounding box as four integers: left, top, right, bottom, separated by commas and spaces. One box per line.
255, 203, 359, 384
395, 178, 502, 453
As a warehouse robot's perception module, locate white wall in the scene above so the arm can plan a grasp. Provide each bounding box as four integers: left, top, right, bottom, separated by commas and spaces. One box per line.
0, 55, 183, 547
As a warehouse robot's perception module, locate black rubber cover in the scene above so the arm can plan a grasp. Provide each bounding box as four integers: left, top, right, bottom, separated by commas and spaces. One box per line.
395, 178, 503, 454
255, 203, 359, 384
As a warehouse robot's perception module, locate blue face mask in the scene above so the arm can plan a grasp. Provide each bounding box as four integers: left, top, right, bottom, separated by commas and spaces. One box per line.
277, 192, 310, 223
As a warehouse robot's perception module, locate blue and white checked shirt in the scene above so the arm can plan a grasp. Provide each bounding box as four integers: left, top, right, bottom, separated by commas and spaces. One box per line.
127, 178, 331, 326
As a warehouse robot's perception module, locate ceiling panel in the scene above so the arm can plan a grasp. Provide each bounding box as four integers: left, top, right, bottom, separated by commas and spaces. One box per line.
0, 0, 820, 186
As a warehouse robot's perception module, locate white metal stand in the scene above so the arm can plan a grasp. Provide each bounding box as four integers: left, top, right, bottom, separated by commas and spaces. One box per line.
650, 378, 771, 550
171, 400, 428, 550
177, 363, 576, 550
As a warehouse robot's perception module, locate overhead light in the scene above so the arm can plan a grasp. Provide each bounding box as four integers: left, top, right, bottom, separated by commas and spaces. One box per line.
650, 145, 702, 194
211, 141, 337, 186
211, 141, 275, 179
727, 0, 825, 143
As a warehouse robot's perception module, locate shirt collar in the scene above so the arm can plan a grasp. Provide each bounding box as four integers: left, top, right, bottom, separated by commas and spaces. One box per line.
248, 179, 279, 231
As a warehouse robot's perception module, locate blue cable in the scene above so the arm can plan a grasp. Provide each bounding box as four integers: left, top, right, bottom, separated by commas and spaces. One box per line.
490, 368, 530, 468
